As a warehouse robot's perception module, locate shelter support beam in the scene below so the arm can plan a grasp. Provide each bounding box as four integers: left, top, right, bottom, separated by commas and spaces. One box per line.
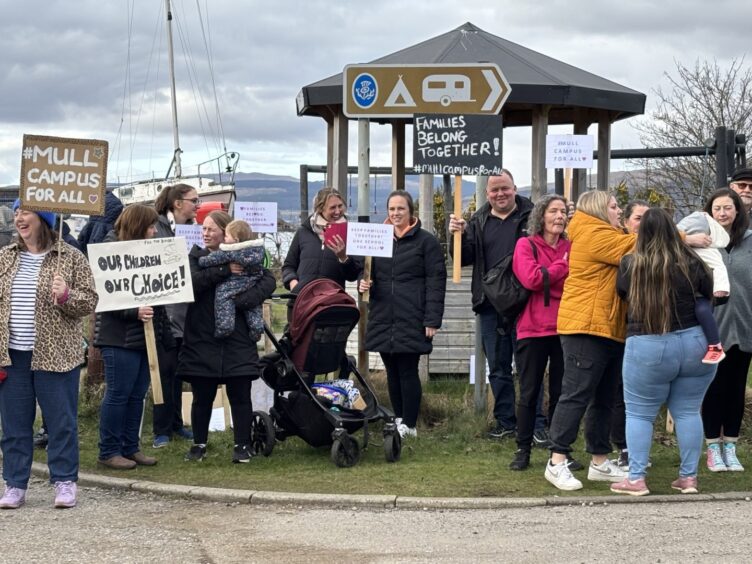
391, 121, 405, 191
597, 112, 612, 189
531, 105, 550, 202
572, 110, 590, 202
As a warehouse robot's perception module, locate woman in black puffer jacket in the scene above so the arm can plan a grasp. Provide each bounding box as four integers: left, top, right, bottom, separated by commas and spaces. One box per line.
359, 190, 446, 439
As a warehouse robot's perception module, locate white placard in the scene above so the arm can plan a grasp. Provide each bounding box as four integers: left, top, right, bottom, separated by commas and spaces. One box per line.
175, 224, 204, 252
233, 201, 278, 233
88, 237, 194, 312
346, 222, 394, 258
545, 134, 593, 169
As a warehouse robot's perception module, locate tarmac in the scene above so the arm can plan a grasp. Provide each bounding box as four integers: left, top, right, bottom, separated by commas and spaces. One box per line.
29, 460, 752, 511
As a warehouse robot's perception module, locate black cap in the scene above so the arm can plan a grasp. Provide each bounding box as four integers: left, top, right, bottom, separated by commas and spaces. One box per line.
730, 167, 752, 182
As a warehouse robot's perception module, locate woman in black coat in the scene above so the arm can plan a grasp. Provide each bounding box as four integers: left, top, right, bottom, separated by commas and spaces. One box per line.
282, 187, 361, 293
177, 210, 276, 463
358, 191, 447, 438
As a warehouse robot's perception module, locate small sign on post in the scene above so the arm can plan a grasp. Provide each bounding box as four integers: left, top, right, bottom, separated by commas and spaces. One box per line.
233, 201, 278, 233
87, 237, 194, 404
545, 134, 594, 169
345, 222, 394, 303
20, 134, 108, 216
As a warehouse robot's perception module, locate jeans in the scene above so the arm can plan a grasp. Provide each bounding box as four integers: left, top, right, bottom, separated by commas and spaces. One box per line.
0, 349, 79, 489
479, 307, 516, 429
623, 326, 716, 479
380, 352, 422, 428
99, 347, 150, 459
153, 340, 185, 436
548, 334, 624, 455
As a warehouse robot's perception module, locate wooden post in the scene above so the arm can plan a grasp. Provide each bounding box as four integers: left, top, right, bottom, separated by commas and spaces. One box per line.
143, 320, 164, 404
299, 164, 309, 225
597, 112, 612, 189
418, 173, 434, 233
564, 168, 572, 202
473, 174, 488, 414
357, 118, 371, 372
333, 112, 348, 192
391, 121, 405, 190
572, 109, 590, 202
531, 105, 550, 203
361, 257, 372, 302
452, 175, 462, 283
666, 410, 674, 434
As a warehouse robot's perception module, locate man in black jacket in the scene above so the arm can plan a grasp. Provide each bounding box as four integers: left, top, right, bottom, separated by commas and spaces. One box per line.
449, 170, 544, 441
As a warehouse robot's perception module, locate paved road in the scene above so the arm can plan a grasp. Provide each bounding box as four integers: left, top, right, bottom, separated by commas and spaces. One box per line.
2, 477, 752, 563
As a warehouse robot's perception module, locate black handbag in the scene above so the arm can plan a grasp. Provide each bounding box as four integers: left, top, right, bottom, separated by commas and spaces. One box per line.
481, 237, 549, 318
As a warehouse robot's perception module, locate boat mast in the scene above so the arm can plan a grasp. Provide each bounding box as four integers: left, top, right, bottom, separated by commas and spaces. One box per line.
165, 0, 182, 178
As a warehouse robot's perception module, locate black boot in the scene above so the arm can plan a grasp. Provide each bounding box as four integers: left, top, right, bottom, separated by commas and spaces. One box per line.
509, 448, 531, 471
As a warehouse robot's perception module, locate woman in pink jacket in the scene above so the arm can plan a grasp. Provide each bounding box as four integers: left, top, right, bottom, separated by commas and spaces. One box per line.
508, 195, 571, 471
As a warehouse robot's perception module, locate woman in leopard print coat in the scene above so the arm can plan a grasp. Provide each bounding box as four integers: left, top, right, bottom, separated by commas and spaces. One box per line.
0, 201, 98, 510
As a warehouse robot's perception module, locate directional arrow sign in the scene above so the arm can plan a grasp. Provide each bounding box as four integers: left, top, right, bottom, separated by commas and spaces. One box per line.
343, 63, 511, 118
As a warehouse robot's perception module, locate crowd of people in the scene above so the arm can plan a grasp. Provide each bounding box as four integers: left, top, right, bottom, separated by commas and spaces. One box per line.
1, 164, 751, 508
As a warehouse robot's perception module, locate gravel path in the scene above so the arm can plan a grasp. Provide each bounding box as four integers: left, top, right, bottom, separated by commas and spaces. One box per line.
2, 477, 752, 563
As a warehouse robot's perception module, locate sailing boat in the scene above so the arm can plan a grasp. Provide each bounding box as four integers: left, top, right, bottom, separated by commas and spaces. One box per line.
111, 0, 237, 210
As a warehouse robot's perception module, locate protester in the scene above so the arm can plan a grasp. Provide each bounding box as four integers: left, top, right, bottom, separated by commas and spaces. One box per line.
729, 167, 752, 219
0, 200, 97, 509
359, 191, 446, 438
282, 187, 360, 294
508, 195, 570, 471
178, 210, 276, 463
701, 188, 752, 472
94, 204, 174, 470
151, 183, 198, 448
198, 219, 265, 341
449, 171, 548, 443
611, 208, 717, 496
77, 190, 124, 255
622, 200, 649, 235
544, 190, 634, 491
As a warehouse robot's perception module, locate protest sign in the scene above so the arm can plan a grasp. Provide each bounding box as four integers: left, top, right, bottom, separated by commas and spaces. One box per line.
233, 201, 278, 233
545, 134, 594, 169
88, 237, 193, 313
175, 224, 204, 252
346, 223, 394, 258
20, 134, 107, 215
412, 114, 503, 176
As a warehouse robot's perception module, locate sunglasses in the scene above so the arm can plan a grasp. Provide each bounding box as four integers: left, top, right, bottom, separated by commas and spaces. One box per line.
179, 197, 202, 205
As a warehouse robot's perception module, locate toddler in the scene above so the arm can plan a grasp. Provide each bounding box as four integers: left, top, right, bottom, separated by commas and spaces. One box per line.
676, 211, 729, 364
198, 219, 265, 341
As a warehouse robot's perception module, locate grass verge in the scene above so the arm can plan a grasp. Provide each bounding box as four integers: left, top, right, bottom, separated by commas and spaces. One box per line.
36, 376, 752, 499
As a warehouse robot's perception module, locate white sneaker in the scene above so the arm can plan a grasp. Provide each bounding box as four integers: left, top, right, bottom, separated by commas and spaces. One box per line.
394, 417, 403, 426
588, 459, 627, 482
397, 423, 417, 438
545, 460, 583, 491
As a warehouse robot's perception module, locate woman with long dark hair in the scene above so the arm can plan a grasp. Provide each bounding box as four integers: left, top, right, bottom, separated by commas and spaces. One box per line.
611, 208, 717, 495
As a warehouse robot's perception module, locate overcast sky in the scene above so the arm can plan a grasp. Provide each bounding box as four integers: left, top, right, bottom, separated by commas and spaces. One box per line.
1, 0, 749, 188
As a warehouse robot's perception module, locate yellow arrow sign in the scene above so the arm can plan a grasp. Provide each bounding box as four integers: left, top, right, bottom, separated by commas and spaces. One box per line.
343, 63, 511, 118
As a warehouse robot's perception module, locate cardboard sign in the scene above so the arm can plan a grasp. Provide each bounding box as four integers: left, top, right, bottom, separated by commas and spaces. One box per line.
346, 223, 394, 258
88, 237, 194, 312
233, 201, 278, 233
412, 114, 503, 176
175, 224, 204, 252
545, 134, 594, 169
20, 134, 108, 215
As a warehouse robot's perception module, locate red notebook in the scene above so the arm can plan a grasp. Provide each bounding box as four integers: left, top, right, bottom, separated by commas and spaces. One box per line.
323, 222, 348, 246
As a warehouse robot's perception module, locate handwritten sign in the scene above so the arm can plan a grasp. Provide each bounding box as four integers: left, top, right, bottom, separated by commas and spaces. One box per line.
175, 224, 204, 252
233, 201, 278, 233
20, 134, 107, 215
412, 114, 503, 176
545, 134, 594, 169
346, 223, 394, 258
87, 237, 194, 312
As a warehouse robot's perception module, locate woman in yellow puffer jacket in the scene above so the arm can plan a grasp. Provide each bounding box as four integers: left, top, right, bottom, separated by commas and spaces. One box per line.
543, 190, 636, 491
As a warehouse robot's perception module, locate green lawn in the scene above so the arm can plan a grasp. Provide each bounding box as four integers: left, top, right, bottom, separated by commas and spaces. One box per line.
35, 378, 752, 498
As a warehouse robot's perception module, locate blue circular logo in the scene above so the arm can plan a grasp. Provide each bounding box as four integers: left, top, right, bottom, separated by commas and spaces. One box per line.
352, 73, 378, 109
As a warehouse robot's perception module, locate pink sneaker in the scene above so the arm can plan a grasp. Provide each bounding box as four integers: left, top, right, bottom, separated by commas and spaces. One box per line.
702, 345, 726, 364
671, 476, 698, 494
610, 477, 650, 496
53, 481, 77, 508
0, 485, 26, 509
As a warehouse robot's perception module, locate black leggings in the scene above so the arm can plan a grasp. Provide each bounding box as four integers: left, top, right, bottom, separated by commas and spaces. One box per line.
380, 352, 422, 428
702, 345, 752, 439
189, 377, 253, 446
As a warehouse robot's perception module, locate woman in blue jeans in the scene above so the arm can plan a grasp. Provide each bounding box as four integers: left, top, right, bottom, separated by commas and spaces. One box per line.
612, 208, 717, 496
95, 205, 175, 469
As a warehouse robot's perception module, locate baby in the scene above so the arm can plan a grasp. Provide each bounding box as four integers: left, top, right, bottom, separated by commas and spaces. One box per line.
198, 219, 266, 341
676, 211, 729, 364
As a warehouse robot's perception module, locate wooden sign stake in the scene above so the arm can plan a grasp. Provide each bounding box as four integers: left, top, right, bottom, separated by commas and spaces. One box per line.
452, 175, 462, 283
144, 320, 164, 404
361, 256, 373, 302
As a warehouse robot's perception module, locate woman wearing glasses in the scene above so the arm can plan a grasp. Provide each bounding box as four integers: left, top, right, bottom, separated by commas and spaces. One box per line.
150, 184, 202, 448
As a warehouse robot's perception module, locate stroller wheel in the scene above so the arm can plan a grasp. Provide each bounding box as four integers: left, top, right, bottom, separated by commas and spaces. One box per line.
250, 411, 276, 457
384, 431, 401, 463
331, 435, 360, 468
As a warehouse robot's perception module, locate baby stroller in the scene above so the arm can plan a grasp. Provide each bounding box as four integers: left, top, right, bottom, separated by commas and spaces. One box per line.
254, 278, 401, 467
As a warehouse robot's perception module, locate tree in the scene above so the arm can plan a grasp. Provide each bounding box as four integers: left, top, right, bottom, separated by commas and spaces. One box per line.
631, 58, 752, 214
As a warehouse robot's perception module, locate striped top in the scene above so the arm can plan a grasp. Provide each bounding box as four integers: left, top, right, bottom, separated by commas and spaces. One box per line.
9, 251, 48, 350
